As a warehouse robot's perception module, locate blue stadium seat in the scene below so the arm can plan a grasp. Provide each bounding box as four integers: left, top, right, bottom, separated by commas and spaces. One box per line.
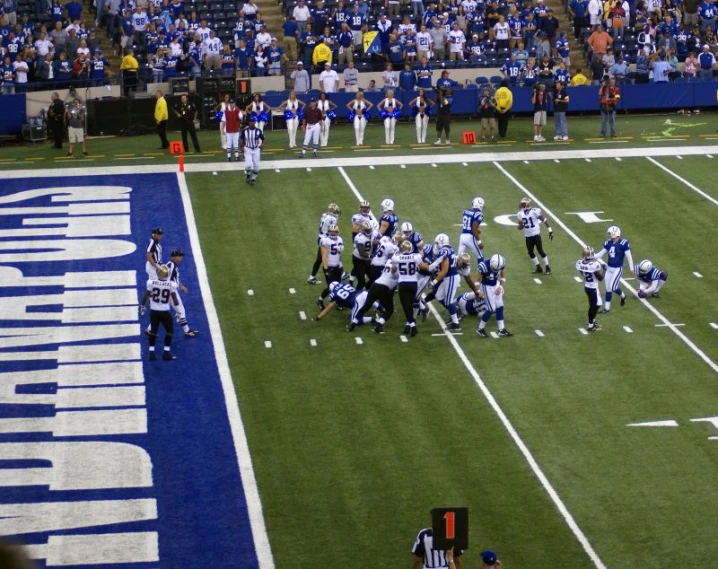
475, 76, 488, 84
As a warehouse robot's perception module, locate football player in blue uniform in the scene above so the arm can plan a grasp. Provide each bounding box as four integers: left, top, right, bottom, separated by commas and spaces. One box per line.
313, 282, 374, 326
378, 198, 398, 236
476, 253, 512, 337
457, 289, 488, 319
416, 242, 437, 320
635, 259, 668, 299
457, 197, 484, 260
576, 246, 605, 331
594, 225, 634, 313
401, 221, 424, 252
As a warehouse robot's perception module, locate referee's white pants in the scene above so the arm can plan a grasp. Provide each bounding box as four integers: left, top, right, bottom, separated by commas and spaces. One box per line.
226, 132, 239, 155
287, 117, 299, 148
220, 121, 227, 149
320, 117, 331, 146
302, 123, 321, 149
415, 113, 429, 143
604, 266, 623, 293
458, 233, 482, 260
244, 147, 261, 173
435, 274, 460, 305
353, 116, 367, 145
384, 117, 396, 144
146, 262, 158, 280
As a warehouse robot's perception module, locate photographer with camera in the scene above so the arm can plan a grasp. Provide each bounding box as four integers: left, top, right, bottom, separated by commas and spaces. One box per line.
434, 87, 453, 145
65, 98, 88, 157
531, 82, 548, 142
478, 87, 496, 142
598, 75, 620, 138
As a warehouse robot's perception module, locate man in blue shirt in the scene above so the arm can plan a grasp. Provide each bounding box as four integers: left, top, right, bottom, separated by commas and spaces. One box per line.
569, 0, 587, 42
234, 37, 251, 77
385, 32, 404, 65
399, 62, 416, 90
699, 0, 717, 32
337, 22, 353, 64
436, 69, 457, 89
698, 43, 716, 79
416, 56, 432, 88
652, 53, 671, 82
282, 16, 299, 62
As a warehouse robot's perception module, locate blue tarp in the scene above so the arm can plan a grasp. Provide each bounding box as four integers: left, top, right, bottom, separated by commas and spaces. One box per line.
0, 93, 26, 135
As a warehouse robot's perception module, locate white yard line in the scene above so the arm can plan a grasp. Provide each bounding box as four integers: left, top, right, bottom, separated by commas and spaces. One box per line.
338, 165, 608, 569
177, 173, 275, 569
494, 161, 718, 375
646, 156, 718, 207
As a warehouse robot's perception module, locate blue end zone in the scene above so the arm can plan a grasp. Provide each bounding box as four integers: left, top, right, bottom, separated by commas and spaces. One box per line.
0, 173, 259, 568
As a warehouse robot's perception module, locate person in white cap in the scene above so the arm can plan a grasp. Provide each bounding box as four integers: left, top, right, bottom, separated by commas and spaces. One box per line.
319, 62, 339, 92
291, 60, 311, 93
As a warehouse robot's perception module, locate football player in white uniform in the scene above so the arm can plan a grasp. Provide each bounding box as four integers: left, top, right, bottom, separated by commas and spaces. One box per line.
475, 253, 512, 337
317, 224, 345, 308
140, 264, 180, 360
576, 246, 605, 331
393, 240, 431, 337
351, 200, 372, 240
352, 220, 375, 290
308, 203, 340, 284
458, 197, 485, 259
350, 251, 399, 334
368, 231, 401, 285
516, 197, 553, 274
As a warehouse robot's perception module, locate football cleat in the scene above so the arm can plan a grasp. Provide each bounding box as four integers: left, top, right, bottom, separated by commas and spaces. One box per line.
162, 352, 177, 361
587, 323, 601, 332
410, 327, 418, 337
476, 328, 488, 338
620, 295, 627, 307
316, 298, 325, 309
498, 329, 513, 337
651, 293, 660, 298
341, 272, 351, 281
447, 322, 461, 331
420, 307, 429, 321
347, 321, 356, 332
372, 324, 385, 334
149, 352, 157, 361
144, 328, 150, 337
403, 325, 411, 335
185, 330, 199, 337
601, 308, 610, 314
307, 276, 318, 285
533, 265, 543, 274
545, 266, 552, 275
312, 151, 317, 158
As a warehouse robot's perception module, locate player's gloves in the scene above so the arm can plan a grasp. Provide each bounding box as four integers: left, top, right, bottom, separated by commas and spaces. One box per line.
548, 229, 554, 241
495, 285, 503, 296
140, 305, 146, 316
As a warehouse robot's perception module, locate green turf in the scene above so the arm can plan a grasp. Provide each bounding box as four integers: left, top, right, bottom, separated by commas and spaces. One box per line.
186, 156, 718, 569
2, 113, 718, 170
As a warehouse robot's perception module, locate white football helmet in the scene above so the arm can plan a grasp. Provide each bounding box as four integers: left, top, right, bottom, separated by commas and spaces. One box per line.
435, 233, 450, 249
381, 198, 394, 212
489, 254, 506, 272
401, 221, 413, 236
607, 225, 621, 239
472, 197, 485, 211
638, 259, 653, 275
157, 264, 170, 280
329, 281, 339, 292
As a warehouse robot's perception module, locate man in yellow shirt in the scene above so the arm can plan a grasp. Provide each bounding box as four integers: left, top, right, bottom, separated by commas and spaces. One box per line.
311, 38, 332, 72
570, 68, 590, 86
120, 48, 139, 97
494, 79, 513, 138
154, 90, 169, 149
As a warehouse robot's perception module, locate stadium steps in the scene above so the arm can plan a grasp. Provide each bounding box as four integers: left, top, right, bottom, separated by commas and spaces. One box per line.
542, 0, 588, 73
82, 0, 117, 68
256, 0, 287, 56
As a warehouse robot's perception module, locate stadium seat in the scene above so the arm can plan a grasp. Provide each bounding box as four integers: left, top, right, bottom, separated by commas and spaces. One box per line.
475, 76, 488, 84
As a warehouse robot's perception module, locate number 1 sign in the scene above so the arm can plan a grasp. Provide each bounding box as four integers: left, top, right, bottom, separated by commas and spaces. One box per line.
431, 507, 469, 550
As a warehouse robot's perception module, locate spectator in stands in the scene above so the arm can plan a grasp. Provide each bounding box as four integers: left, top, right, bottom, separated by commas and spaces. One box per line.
570, 67, 590, 85
523, 13, 538, 49
337, 22, 354, 64
256, 25, 271, 50
77, 39, 90, 57
684, 0, 700, 28
188, 37, 201, 77
312, 37, 332, 72
588, 0, 602, 27
343, 59, 359, 91
467, 33, 487, 63
90, 49, 108, 85
436, 69, 456, 89
12, 52, 27, 91
416, 23, 432, 60
634, 47, 650, 82
448, 22, 466, 60
301, 24, 318, 68
243, 0, 259, 20
601, 46, 615, 75
610, 1, 625, 40
570, 0, 588, 43
610, 55, 628, 82
588, 24, 613, 59
66, 28, 80, 60
699, 0, 717, 32
49, 21, 67, 51
65, 98, 87, 156
73, 51, 90, 86
698, 43, 716, 78
429, 18, 447, 59
319, 61, 338, 92
386, 0, 400, 18
492, 14, 510, 50
381, 61, 397, 89
203, 30, 223, 71
1, 55, 14, 93
283, 16, 299, 62
541, 9, 560, 45
312, 0, 329, 35
347, 5, 365, 48
651, 52, 671, 81
385, 32, 404, 65
120, 46, 138, 96
366, 78, 379, 91
294, 0, 311, 32
399, 62, 416, 90
254, 44, 268, 75
268, 38, 285, 75
356, 0, 369, 18
598, 75, 620, 137
132, 5, 148, 48
535, 31, 551, 60
376, 13, 393, 48
37, 52, 54, 82
290, 60, 309, 93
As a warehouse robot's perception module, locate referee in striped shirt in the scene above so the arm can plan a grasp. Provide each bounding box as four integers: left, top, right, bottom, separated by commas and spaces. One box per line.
145, 226, 163, 280
412, 528, 463, 569
241, 116, 265, 185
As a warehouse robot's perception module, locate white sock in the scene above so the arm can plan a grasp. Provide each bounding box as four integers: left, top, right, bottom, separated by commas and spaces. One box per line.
498, 320, 505, 331
532, 257, 539, 266
542, 256, 549, 266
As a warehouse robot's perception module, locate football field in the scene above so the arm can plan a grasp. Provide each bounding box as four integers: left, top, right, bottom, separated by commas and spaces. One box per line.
2, 142, 718, 569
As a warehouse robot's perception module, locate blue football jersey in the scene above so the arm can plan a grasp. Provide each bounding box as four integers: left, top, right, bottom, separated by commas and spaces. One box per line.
635, 265, 662, 283
406, 231, 423, 252
380, 212, 398, 236
459, 292, 481, 315
437, 245, 457, 276
328, 283, 357, 308
461, 208, 484, 234
603, 238, 630, 268
477, 260, 499, 286
419, 243, 436, 275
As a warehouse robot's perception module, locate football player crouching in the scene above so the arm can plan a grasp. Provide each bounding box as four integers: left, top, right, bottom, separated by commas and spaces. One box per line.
476, 253, 513, 337
457, 286, 488, 319
635, 259, 668, 299
313, 282, 376, 328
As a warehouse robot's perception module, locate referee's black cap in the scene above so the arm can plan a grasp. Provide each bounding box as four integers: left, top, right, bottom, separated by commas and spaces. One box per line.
170, 248, 185, 257
152, 226, 163, 235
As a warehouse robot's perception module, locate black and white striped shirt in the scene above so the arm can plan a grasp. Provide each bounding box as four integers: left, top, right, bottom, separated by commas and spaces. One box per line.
412, 528, 463, 569
241, 126, 265, 149
146, 238, 162, 264
166, 259, 180, 284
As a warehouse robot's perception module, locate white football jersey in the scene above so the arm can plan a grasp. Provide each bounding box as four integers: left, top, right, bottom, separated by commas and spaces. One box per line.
393, 252, 423, 283
576, 259, 603, 289
371, 236, 399, 267
320, 236, 344, 267
146, 279, 178, 311
374, 258, 399, 288
353, 232, 373, 259
351, 211, 372, 227
448, 30, 466, 51
517, 207, 543, 237
318, 212, 338, 237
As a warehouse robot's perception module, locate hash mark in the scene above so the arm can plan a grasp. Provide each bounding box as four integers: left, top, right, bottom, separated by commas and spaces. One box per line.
289, 288, 296, 294
534, 278, 542, 284
247, 289, 254, 296
535, 330, 545, 337
623, 326, 633, 333
710, 323, 718, 330
264, 341, 272, 348
299, 311, 306, 320
310, 339, 317, 347
574, 276, 582, 282
579, 328, 589, 335
400, 335, 408, 343
693, 272, 703, 278
585, 158, 592, 162
490, 331, 499, 339
355, 337, 363, 344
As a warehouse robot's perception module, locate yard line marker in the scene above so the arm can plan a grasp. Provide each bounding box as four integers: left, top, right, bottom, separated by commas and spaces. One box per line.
176, 173, 275, 569
554, 159, 560, 163
116, 156, 153, 160
431, 163, 437, 167
299, 311, 307, 320
306, 167, 312, 172
693, 272, 703, 278
432, 332, 464, 336
369, 165, 375, 169
655, 323, 685, 327
710, 323, 718, 330
615, 157, 622, 161
585, 158, 591, 162
627, 420, 678, 428
623, 326, 633, 333
264, 341, 272, 348
523, 160, 530, 164
490, 331, 499, 339
574, 276, 583, 282
401, 164, 406, 168
355, 337, 363, 345
623, 277, 635, 281
495, 161, 718, 375
115, 153, 135, 157
588, 140, 629, 144
319, 164, 611, 569
535, 330, 545, 337
533, 278, 542, 284
289, 288, 296, 294
310, 339, 317, 347
247, 289, 254, 296
462, 162, 468, 166
579, 328, 589, 335
24, 158, 45, 161
400, 335, 408, 343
